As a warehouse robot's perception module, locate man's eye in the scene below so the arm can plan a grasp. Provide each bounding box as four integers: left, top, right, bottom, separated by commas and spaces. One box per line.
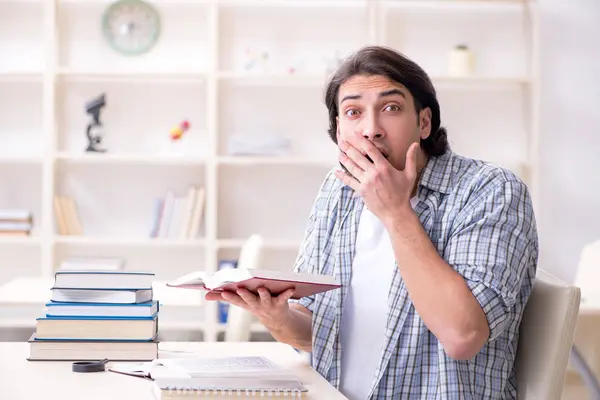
385, 104, 401, 112
345, 109, 360, 117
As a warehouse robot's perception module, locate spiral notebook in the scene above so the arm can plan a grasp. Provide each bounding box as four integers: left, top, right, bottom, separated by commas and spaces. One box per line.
152, 376, 308, 399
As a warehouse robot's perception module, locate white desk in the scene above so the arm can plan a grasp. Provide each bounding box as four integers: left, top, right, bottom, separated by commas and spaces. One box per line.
0, 341, 347, 400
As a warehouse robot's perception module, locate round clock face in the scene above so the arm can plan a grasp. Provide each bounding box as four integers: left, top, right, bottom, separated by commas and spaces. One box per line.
102, 0, 161, 56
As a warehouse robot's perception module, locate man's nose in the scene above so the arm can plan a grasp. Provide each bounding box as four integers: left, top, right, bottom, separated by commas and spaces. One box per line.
360, 114, 384, 139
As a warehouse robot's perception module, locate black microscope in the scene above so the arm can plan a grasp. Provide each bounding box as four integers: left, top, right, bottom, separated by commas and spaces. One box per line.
85, 93, 107, 152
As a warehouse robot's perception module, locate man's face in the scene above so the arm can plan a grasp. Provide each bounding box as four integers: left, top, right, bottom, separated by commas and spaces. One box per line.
336, 74, 431, 172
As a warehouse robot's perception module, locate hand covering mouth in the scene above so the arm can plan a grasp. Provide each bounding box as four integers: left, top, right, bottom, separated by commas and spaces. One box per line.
363, 149, 388, 163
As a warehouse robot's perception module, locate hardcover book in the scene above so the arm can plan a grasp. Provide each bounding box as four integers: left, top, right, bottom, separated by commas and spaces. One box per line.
167, 269, 340, 299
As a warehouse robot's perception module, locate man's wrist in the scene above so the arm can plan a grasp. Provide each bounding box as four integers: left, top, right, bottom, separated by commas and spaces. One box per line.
383, 202, 418, 231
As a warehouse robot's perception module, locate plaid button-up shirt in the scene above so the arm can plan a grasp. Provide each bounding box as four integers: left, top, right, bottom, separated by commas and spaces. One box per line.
289, 150, 539, 399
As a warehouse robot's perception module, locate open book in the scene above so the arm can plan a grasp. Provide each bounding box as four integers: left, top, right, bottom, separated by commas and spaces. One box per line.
166, 269, 341, 299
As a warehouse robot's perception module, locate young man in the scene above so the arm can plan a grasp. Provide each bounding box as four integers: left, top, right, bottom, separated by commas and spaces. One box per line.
205, 46, 539, 399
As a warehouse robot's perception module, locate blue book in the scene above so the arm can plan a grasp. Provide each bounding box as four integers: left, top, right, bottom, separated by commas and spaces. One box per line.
45, 300, 159, 318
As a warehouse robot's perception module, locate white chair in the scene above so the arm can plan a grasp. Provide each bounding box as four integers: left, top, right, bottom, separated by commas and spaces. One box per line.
569, 240, 600, 399
224, 234, 264, 342
515, 268, 581, 399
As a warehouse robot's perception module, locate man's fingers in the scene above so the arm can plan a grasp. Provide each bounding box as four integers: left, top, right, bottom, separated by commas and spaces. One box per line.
205, 291, 223, 301
257, 287, 272, 307
236, 288, 259, 308
339, 140, 372, 171
353, 132, 387, 165
339, 151, 364, 182
335, 169, 360, 191
404, 142, 419, 181
221, 291, 251, 310
276, 288, 296, 306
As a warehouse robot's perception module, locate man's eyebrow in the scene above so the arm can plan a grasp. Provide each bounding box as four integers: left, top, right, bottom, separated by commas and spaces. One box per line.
379, 89, 405, 98
339, 88, 405, 105
340, 94, 361, 104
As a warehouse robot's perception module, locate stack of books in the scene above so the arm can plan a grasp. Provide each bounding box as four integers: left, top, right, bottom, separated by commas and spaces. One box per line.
28, 270, 159, 362
0, 209, 33, 236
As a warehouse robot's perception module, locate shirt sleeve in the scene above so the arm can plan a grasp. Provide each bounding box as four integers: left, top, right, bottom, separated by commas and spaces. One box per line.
444, 177, 539, 342
287, 171, 337, 313
287, 207, 318, 313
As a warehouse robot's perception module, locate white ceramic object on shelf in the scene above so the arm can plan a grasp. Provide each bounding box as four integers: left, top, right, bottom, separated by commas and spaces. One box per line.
448, 45, 475, 77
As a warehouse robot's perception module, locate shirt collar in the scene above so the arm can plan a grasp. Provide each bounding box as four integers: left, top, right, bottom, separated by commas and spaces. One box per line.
417, 150, 455, 195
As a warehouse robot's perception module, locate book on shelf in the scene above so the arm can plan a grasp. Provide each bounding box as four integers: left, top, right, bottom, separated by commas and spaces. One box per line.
167, 268, 341, 299
54, 195, 82, 235
0, 208, 33, 236
28, 270, 160, 362
151, 185, 205, 239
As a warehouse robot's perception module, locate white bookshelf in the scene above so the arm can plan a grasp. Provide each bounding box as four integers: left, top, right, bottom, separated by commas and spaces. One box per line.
0, 0, 539, 341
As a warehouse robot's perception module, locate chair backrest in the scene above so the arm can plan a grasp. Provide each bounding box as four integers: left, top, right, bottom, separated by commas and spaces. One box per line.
224, 234, 264, 342
515, 268, 581, 399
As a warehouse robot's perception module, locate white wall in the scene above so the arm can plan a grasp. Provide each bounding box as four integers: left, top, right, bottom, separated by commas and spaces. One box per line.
537, 0, 600, 283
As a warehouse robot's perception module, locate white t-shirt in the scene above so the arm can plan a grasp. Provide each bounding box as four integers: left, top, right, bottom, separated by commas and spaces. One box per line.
339, 197, 419, 400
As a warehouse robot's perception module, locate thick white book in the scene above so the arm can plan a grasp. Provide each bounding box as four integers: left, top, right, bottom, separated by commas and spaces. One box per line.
53, 271, 155, 290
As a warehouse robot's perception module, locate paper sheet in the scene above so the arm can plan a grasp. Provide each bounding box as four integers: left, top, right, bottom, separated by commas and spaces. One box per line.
109, 356, 288, 380
158, 356, 286, 377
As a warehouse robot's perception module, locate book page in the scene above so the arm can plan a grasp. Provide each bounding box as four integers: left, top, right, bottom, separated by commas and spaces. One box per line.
157, 356, 291, 378
209, 267, 249, 289
166, 271, 207, 288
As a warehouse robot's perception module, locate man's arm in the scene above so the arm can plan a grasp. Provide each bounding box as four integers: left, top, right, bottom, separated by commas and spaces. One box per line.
384, 178, 537, 360
266, 303, 313, 352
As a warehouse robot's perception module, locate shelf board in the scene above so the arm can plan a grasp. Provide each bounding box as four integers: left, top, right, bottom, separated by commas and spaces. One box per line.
219, 72, 529, 87
0, 236, 40, 246
55, 152, 206, 166
218, 0, 368, 8
0, 155, 42, 165
217, 156, 334, 167
57, 0, 364, 5
217, 239, 300, 250
0, 0, 41, 4
432, 75, 531, 86
55, 236, 206, 248
218, 71, 329, 87
0, 71, 43, 83
383, 0, 528, 9
57, 0, 214, 4
56, 69, 207, 84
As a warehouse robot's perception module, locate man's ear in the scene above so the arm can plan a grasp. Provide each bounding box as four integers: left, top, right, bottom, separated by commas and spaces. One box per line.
335, 116, 340, 143
419, 108, 432, 140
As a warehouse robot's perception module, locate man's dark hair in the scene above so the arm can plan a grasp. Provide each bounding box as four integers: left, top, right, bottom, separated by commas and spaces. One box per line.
324, 46, 449, 157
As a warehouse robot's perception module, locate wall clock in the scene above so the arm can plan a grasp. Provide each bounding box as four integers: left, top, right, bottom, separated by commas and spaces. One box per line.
102, 0, 161, 56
